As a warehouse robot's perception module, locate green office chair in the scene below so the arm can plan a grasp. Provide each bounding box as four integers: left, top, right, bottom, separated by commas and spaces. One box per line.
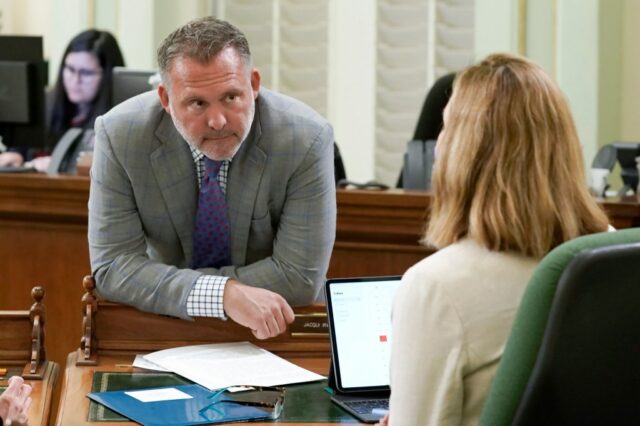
480, 228, 640, 426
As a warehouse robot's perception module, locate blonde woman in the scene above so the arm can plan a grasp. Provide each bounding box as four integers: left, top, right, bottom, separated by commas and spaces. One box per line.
384, 54, 608, 425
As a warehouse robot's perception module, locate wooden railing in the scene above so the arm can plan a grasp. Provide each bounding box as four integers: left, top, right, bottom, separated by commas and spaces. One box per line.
75, 276, 329, 366
0, 286, 50, 378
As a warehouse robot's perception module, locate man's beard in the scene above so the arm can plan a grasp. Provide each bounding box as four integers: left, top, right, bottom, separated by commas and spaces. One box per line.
169, 103, 254, 161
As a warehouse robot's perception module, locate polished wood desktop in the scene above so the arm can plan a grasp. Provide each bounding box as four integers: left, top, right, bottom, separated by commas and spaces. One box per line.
0, 365, 58, 426
1, 173, 639, 375
0, 286, 59, 426
55, 277, 356, 425
58, 352, 336, 426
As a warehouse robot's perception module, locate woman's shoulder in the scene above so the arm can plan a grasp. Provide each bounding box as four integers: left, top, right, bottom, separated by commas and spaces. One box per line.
411, 238, 536, 270
406, 239, 495, 274
401, 239, 538, 299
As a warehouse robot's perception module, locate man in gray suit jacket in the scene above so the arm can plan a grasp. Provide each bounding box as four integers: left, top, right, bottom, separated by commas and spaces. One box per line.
88, 17, 336, 339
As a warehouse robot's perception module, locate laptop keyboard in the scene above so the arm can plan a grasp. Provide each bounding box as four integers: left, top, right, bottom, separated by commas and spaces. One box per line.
343, 399, 389, 414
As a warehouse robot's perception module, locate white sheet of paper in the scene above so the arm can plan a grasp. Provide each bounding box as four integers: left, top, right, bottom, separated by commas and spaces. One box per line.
132, 355, 170, 372
143, 341, 325, 390
125, 387, 193, 403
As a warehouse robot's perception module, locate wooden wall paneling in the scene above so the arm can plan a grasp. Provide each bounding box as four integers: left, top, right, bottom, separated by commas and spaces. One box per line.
328, 189, 434, 277
1, 174, 638, 370
0, 174, 89, 372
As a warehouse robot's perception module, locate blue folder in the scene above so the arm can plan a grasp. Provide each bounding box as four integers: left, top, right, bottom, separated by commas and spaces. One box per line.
88, 384, 273, 425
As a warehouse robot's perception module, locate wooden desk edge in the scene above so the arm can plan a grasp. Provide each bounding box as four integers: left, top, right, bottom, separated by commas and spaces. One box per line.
5, 361, 60, 426
35, 362, 59, 426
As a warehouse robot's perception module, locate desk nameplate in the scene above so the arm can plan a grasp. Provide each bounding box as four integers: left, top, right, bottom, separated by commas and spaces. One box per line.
291, 313, 329, 338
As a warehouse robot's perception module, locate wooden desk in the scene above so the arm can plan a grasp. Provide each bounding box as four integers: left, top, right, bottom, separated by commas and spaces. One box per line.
56, 279, 357, 425
0, 287, 59, 426
0, 364, 58, 426
1, 174, 639, 372
0, 173, 90, 370
600, 195, 640, 229
328, 189, 434, 277
57, 352, 339, 426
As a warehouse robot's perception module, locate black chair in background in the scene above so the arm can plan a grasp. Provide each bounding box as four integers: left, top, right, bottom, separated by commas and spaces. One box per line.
333, 142, 389, 190
397, 72, 456, 189
334, 141, 346, 185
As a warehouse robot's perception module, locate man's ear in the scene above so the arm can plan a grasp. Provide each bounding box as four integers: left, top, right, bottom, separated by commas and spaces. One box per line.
158, 83, 171, 113
250, 68, 261, 99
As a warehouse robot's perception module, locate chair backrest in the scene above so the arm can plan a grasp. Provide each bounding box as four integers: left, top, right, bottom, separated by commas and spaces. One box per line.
401, 139, 436, 190
397, 72, 455, 188
480, 228, 640, 426
334, 141, 346, 185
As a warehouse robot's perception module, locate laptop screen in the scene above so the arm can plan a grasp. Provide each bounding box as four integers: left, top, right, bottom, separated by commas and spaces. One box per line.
325, 276, 403, 393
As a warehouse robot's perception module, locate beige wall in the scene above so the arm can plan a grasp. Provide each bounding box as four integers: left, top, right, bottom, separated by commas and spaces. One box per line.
1, 0, 639, 181
0, 0, 49, 37
621, 0, 640, 141
0, 0, 51, 70
522, 0, 629, 182
598, 0, 623, 152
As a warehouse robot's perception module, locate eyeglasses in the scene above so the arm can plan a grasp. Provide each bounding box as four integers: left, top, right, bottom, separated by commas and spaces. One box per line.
63, 64, 102, 80
199, 386, 285, 420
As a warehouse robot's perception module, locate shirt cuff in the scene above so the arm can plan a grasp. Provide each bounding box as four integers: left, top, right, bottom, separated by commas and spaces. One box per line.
186, 275, 228, 319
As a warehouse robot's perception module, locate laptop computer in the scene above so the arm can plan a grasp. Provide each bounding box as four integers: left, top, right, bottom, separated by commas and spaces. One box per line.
325, 276, 403, 423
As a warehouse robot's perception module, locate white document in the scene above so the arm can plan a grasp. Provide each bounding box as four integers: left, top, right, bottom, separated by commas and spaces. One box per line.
132, 354, 170, 372
143, 341, 324, 390
125, 387, 192, 403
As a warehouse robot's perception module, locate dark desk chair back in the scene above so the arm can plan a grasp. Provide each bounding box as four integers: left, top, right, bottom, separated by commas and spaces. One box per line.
480, 228, 640, 426
397, 72, 455, 188
334, 141, 346, 185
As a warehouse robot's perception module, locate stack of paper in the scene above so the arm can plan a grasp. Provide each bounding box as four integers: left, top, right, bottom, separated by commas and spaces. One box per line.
136, 341, 324, 390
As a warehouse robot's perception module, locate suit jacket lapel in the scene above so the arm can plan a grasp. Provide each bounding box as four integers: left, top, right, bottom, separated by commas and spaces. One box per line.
151, 112, 198, 264
227, 110, 266, 266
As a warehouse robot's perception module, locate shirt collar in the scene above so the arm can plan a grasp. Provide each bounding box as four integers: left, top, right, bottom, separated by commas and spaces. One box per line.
189, 145, 233, 165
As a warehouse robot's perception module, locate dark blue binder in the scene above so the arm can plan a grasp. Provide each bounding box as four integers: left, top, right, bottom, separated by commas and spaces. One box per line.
88, 384, 274, 425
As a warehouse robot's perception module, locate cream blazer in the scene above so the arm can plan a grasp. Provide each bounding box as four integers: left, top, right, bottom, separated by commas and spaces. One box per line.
389, 239, 539, 426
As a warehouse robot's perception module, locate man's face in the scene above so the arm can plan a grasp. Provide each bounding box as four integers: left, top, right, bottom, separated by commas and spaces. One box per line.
158, 47, 260, 160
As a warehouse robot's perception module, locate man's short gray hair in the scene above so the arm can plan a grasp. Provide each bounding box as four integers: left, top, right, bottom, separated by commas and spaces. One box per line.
157, 16, 251, 82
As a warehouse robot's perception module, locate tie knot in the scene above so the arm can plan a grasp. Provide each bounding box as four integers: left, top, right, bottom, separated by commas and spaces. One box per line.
204, 158, 223, 178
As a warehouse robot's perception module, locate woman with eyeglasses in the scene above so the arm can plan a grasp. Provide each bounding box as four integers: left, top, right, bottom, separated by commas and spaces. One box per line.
0, 29, 124, 171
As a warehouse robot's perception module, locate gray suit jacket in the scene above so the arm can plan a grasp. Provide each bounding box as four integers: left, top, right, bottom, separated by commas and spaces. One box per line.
88, 88, 336, 319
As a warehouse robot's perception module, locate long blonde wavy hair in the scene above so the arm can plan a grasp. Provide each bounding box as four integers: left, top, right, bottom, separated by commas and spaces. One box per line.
425, 53, 609, 258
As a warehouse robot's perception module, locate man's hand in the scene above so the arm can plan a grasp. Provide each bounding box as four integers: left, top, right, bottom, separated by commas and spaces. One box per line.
0, 376, 32, 425
376, 413, 389, 426
31, 156, 51, 173
223, 279, 295, 339
0, 152, 24, 167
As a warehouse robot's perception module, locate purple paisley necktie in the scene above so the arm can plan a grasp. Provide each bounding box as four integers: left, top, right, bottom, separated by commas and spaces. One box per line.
191, 158, 231, 269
